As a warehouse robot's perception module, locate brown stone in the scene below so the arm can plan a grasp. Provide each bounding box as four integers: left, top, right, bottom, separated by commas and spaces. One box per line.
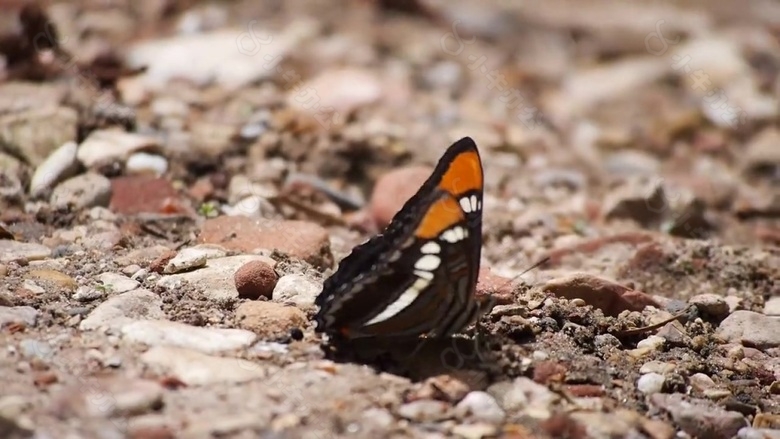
110, 175, 190, 215
234, 260, 278, 300
542, 273, 660, 317
369, 165, 432, 229
199, 215, 332, 269
476, 267, 514, 305
235, 301, 306, 340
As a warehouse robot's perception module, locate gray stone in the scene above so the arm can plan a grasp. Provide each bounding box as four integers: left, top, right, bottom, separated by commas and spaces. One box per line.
0, 240, 51, 263
79, 289, 165, 332
29, 141, 79, 197
717, 310, 780, 349
50, 173, 112, 210
121, 320, 256, 354
140, 346, 267, 386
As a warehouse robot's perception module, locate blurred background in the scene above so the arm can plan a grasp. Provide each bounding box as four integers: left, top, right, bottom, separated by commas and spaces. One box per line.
0, 0, 778, 269
0, 2, 779, 438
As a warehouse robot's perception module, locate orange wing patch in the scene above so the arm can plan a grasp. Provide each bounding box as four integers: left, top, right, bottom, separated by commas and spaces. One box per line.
415, 195, 464, 239
437, 150, 482, 197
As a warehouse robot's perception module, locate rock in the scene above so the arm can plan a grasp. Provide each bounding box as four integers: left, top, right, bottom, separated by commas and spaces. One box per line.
121, 320, 256, 354
650, 393, 747, 439
546, 56, 670, 119
0, 240, 51, 263
0, 306, 38, 327
637, 373, 665, 395
94, 272, 140, 294
50, 173, 112, 210
369, 166, 432, 228
451, 423, 500, 439
487, 377, 559, 419
234, 260, 278, 300
199, 216, 332, 269
140, 346, 267, 386
115, 245, 174, 266
689, 373, 717, 394
109, 175, 188, 215
82, 229, 123, 251
26, 269, 77, 292
603, 178, 666, 227
541, 273, 660, 317
717, 311, 780, 349
689, 294, 730, 319
235, 301, 306, 340
288, 68, 383, 116
0, 105, 78, 166
605, 150, 661, 178
741, 126, 780, 176
157, 255, 276, 301
637, 335, 666, 351
454, 391, 506, 424
126, 152, 168, 176
476, 268, 514, 305
397, 400, 450, 422
738, 428, 780, 439
73, 286, 105, 302
764, 297, 780, 316
50, 378, 164, 418
79, 288, 165, 332
29, 141, 79, 197
163, 245, 227, 274
76, 129, 159, 168
125, 24, 309, 91
272, 274, 320, 307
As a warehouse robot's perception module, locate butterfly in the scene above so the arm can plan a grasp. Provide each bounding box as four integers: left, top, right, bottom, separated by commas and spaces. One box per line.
314, 137, 490, 343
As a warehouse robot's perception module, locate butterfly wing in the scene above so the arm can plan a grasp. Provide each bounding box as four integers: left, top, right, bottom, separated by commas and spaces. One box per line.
315, 137, 484, 339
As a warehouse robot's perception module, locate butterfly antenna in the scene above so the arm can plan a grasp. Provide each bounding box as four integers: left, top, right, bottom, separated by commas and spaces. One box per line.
491, 256, 551, 294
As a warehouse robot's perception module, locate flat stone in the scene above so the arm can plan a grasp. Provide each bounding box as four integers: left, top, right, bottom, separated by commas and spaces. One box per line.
650, 393, 747, 439
95, 272, 140, 294
163, 244, 227, 274
156, 255, 276, 301
0, 105, 78, 166
0, 306, 38, 327
140, 346, 267, 386
235, 301, 306, 340
50, 173, 112, 210
79, 288, 165, 332
121, 319, 256, 354
29, 141, 79, 197
199, 216, 332, 269
272, 273, 320, 306
109, 175, 187, 215
717, 310, 780, 349
26, 269, 77, 292
50, 377, 164, 418
77, 129, 159, 168
0, 240, 51, 263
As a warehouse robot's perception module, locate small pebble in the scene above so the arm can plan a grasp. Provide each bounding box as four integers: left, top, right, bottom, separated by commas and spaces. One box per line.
454, 391, 506, 424
637, 373, 666, 395
126, 152, 169, 176
234, 260, 278, 300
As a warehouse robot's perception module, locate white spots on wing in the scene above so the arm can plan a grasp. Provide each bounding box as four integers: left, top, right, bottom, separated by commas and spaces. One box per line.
459, 195, 481, 214
415, 254, 441, 271
459, 197, 472, 213
441, 226, 467, 243
415, 269, 434, 280
365, 273, 432, 325
420, 241, 440, 254
365, 286, 421, 325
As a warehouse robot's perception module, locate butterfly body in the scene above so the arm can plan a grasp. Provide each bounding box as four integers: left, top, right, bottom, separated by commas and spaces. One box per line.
315, 137, 487, 342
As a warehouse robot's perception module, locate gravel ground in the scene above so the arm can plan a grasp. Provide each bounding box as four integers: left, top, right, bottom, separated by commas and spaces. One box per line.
0, 1, 779, 438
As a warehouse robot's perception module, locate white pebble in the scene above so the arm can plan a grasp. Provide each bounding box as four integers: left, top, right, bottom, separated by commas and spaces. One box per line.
126, 153, 168, 176
637, 373, 665, 395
